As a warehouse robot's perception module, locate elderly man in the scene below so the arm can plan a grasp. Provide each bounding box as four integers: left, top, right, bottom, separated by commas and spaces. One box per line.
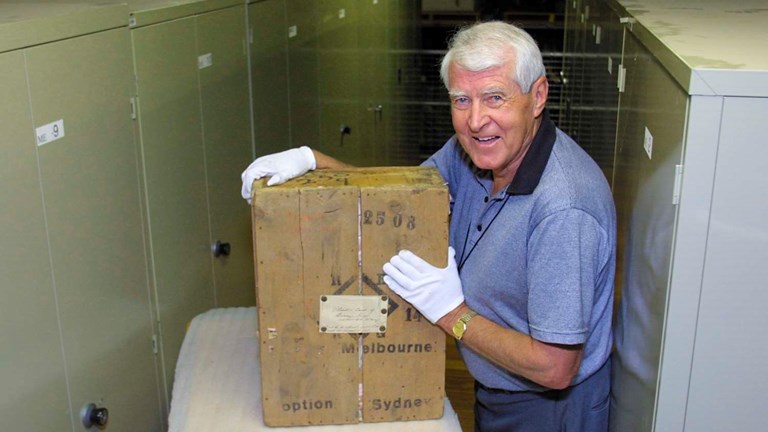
241, 21, 616, 432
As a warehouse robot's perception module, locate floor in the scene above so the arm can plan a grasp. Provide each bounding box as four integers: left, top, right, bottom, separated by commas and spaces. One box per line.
445, 341, 475, 432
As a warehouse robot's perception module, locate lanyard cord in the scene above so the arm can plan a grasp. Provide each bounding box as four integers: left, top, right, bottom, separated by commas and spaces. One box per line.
457, 193, 512, 272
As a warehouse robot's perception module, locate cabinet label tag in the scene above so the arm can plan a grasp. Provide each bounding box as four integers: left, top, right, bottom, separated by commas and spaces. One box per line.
198, 53, 213, 69
36, 119, 65, 146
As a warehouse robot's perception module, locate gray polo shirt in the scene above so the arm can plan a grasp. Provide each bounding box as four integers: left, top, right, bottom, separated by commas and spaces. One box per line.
422, 111, 616, 391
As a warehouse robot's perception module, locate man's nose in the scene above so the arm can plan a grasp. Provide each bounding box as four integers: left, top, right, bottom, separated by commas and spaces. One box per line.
468, 102, 489, 131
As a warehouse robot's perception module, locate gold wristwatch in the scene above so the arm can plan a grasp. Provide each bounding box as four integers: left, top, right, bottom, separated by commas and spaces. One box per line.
451, 310, 477, 340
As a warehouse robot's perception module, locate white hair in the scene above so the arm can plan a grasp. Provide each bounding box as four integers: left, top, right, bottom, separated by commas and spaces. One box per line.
440, 21, 546, 94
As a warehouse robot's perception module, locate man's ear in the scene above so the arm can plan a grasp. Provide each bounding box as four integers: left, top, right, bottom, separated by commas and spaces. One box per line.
531, 76, 549, 117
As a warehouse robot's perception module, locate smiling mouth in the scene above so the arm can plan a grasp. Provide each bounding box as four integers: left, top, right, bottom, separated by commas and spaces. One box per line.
474, 136, 500, 145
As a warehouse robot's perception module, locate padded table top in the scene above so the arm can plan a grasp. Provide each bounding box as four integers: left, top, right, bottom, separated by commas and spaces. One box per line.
168, 307, 463, 431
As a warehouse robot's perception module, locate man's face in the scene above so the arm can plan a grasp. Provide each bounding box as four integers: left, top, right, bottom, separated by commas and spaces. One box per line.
448, 60, 547, 186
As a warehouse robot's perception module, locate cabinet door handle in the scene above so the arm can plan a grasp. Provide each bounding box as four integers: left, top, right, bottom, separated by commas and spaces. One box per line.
81, 403, 109, 428
212, 240, 231, 257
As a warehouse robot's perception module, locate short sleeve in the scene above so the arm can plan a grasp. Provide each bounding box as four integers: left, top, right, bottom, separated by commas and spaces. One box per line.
526, 209, 607, 345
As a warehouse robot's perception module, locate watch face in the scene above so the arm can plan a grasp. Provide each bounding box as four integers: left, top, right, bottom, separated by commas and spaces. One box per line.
452, 311, 475, 340
452, 321, 465, 339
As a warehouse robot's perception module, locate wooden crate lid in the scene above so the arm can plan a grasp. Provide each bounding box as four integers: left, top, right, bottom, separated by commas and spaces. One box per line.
252, 167, 447, 192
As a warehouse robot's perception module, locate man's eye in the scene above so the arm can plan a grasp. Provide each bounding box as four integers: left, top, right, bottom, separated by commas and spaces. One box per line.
485, 95, 504, 107
452, 97, 470, 109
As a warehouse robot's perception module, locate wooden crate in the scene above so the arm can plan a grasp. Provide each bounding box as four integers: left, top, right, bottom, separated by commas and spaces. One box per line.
251, 167, 449, 426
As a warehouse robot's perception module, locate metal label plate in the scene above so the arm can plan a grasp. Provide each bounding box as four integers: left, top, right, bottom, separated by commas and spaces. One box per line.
319, 295, 388, 334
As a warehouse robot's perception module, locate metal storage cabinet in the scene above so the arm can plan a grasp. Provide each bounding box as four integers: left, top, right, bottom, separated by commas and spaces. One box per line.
0, 4, 162, 431
129, 0, 255, 409
606, 1, 768, 431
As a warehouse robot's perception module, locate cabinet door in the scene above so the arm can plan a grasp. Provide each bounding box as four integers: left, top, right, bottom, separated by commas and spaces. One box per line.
0, 50, 72, 432
286, 0, 321, 149
249, 0, 291, 156
132, 16, 215, 398
561, 0, 586, 138
358, 0, 391, 165
25, 28, 162, 431
609, 29, 687, 432
316, 0, 364, 165
198, 5, 256, 307
580, 0, 620, 182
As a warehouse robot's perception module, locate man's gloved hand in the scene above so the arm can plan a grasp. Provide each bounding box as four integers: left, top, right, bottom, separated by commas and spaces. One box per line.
382, 247, 464, 323
240, 146, 316, 203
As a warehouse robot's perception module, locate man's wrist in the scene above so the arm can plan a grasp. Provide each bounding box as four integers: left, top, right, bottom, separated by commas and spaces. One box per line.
437, 303, 471, 334
298, 146, 316, 170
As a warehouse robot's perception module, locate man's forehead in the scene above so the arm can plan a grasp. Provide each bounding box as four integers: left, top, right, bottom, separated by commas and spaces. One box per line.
447, 63, 518, 92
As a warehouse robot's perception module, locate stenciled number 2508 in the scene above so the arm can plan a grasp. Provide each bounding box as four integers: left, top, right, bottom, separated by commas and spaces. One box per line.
362, 210, 416, 230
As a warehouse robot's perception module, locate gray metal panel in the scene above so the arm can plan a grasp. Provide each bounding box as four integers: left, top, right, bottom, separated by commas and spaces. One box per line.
0, 49, 72, 432
684, 97, 768, 432
609, 29, 688, 432
25, 27, 162, 431
131, 15, 215, 399
197, 5, 256, 308
652, 95, 722, 432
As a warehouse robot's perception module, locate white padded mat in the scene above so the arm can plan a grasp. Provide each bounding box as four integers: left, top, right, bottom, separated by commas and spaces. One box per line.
168, 307, 463, 432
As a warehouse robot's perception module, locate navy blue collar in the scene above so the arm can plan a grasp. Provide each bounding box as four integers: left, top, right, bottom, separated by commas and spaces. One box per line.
506, 109, 556, 196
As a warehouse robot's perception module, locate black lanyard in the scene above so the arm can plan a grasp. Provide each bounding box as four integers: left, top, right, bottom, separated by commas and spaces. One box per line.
457, 193, 512, 272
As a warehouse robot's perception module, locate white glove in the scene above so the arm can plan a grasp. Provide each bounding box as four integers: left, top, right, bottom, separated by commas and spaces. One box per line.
382, 247, 464, 323
240, 146, 316, 203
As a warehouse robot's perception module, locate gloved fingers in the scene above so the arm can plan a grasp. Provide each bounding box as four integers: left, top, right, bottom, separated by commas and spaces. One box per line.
241, 172, 258, 201
397, 249, 440, 273
241, 182, 252, 202
382, 275, 408, 297
382, 262, 415, 290
266, 173, 289, 186
241, 166, 271, 200
242, 165, 273, 184
389, 253, 424, 280
400, 247, 459, 272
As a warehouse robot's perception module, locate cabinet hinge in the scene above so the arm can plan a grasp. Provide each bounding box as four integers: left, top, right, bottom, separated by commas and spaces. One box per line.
617, 65, 626, 93
151, 334, 159, 354
130, 97, 137, 120
672, 164, 684, 205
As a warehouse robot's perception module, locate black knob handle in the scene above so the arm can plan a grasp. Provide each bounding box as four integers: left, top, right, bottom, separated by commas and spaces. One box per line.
81, 403, 109, 428
212, 240, 231, 257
